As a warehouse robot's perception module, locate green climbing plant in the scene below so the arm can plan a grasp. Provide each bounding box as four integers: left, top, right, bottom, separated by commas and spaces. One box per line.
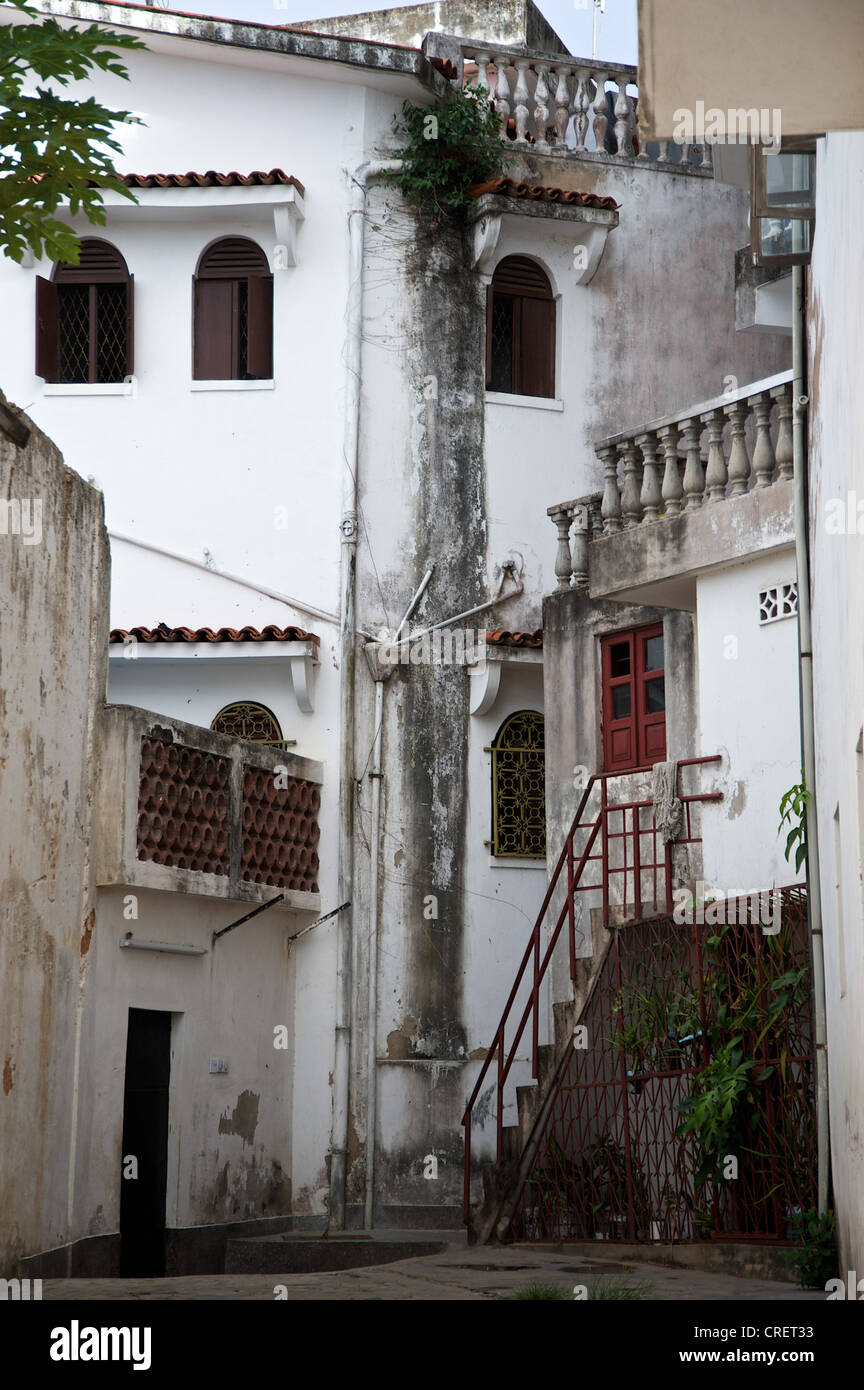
778, 773, 811, 874
383, 83, 505, 223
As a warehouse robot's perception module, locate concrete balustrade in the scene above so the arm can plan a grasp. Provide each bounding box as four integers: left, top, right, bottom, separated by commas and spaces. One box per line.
548, 371, 794, 588
460, 45, 707, 167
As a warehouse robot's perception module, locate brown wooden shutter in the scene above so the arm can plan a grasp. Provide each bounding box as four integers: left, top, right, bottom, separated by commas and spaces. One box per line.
193, 276, 233, 379
35, 276, 59, 381
519, 296, 555, 398
125, 274, 134, 377
246, 275, 273, 379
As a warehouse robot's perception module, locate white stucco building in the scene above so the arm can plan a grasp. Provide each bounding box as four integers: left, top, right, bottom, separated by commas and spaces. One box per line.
1, 0, 811, 1276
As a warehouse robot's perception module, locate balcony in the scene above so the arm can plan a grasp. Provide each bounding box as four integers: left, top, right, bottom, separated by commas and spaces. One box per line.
95, 705, 323, 912
457, 44, 710, 171
548, 370, 795, 608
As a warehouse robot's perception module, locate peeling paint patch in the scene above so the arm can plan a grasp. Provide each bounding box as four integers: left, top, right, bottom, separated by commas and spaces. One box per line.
386, 1014, 420, 1059
218, 1089, 260, 1146
2, 1057, 14, 1094
80, 908, 95, 957
726, 779, 747, 819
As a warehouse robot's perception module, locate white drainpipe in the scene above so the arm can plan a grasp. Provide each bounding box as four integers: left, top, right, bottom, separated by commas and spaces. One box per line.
330, 159, 403, 1230
792, 263, 830, 1214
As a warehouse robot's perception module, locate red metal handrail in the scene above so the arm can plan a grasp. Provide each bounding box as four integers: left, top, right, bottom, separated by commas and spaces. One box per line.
461, 755, 722, 1220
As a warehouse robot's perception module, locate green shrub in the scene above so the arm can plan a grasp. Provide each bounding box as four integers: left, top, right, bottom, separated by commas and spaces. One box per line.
384, 84, 504, 222
785, 1207, 838, 1289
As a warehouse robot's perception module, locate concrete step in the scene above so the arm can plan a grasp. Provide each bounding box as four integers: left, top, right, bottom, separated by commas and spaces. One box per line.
224, 1228, 460, 1275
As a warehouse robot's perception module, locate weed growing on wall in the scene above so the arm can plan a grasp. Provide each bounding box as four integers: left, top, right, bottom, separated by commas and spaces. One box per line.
385, 84, 504, 223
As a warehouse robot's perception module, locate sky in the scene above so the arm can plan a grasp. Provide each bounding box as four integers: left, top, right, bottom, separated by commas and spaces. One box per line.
154, 0, 639, 64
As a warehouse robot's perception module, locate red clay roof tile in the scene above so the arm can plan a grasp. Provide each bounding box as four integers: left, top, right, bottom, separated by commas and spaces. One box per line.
110, 624, 319, 646
470, 178, 618, 211
120, 169, 305, 195
485, 629, 543, 648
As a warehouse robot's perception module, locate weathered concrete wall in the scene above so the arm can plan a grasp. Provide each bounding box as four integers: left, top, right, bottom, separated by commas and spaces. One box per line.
807, 129, 864, 1277
291, 0, 570, 56
0, 396, 109, 1274
71, 885, 298, 1264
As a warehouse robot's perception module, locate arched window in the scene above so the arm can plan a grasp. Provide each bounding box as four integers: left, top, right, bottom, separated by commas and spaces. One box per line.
490, 710, 546, 858
36, 239, 132, 383
486, 256, 555, 399
210, 701, 284, 746
193, 237, 273, 380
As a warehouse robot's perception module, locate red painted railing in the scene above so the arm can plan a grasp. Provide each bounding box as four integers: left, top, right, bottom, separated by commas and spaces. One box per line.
461, 756, 722, 1220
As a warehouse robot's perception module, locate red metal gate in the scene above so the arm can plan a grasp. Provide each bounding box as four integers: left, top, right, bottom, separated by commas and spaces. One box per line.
507, 887, 815, 1242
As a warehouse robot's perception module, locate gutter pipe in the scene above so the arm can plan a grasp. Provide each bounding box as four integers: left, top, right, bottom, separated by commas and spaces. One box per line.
792, 262, 830, 1215
330, 158, 403, 1230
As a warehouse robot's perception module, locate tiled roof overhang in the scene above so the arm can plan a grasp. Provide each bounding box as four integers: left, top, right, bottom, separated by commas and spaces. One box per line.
485, 630, 543, 649
470, 178, 618, 211
119, 169, 305, 195
110, 624, 319, 646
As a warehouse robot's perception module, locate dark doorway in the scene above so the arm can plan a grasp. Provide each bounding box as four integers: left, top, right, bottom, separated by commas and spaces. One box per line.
119, 1008, 172, 1276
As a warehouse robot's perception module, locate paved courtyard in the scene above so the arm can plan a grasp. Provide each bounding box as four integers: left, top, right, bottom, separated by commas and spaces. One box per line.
41, 1242, 826, 1301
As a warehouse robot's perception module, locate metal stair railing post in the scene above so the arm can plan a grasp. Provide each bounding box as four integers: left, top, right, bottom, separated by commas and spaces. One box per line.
461, 773, 601, 1219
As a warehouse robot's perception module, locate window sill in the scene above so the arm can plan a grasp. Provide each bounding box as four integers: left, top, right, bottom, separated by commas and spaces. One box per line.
485, 391, 564, 412
43, 382, 133, 397
190, 379, 275, 392
488, 856, 548, 869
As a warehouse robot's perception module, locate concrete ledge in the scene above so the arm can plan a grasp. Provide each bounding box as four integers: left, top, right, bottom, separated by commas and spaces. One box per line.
225, 1233, 447, 1275
165, 1215, 296, 1276
589, 481, 795, 609
18, 1234, 120, 1280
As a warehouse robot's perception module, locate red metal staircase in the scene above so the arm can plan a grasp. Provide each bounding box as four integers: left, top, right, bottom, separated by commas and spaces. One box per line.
461, 756, 816, 1244
461, 756, 722, 1222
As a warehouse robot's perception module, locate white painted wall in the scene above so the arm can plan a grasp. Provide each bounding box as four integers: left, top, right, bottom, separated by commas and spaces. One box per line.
807, 129, 864, 1275
697, 550, 802, 895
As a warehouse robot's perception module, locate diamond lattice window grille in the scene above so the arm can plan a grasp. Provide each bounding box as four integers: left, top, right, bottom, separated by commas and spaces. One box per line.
96, 284, 129, 383
58, 285, 91, 383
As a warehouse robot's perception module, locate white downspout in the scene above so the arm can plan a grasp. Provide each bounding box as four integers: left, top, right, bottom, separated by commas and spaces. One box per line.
331, 158, 403, 1231
792, 262, 830, 1214
364, 674, 386, 1231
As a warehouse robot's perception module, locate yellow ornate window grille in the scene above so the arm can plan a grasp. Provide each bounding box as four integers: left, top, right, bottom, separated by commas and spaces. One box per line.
210, 701, 285, 747
491, 710, 546, 858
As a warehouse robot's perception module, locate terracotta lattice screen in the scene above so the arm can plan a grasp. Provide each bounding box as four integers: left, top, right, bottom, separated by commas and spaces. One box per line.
137, 737, 230, 874
136, 737, 321, 891
241, 767, 320, 892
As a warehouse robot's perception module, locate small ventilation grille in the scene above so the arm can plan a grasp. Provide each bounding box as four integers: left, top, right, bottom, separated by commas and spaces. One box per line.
759, 582, 798, 625
492, 255, 551, 298
55, 239, 128, 283
198, 237, 269, 277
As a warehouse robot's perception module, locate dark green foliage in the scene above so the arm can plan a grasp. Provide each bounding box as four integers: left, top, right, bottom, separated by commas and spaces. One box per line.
0, 0, 145, 263
384, 84, 504, 223
785, 1207, 838, 1288
675, 924, 808, 1187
